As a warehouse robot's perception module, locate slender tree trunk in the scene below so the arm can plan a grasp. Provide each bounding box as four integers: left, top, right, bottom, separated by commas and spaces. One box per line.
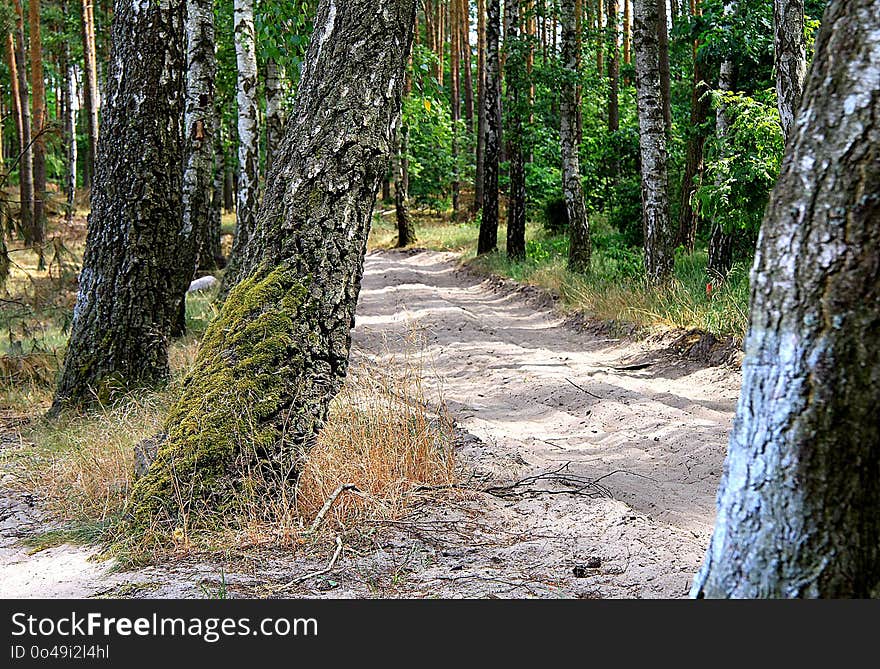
80, 0, 99, 191
633, 0, 673, 283
28, 0, 46, 257
657, 0, 671, 132
692, 0, 880, 598
395, 123, 415, 246
10, 1, 33, 239
203, 102, 226, 270
223, 168, 234, 212
265, 58, 286, 173
707, 0, 735, 279
474, 0, 487, 213
478, 0, 501, 254
62, 8, 78, 225
127, 0, 418, 528
223, 0, 261, 293
461, 0, 474, 132
607, 0, 620, 133
774, 0, 807, 140
506, 0, 526, 261
623, 0, 631, 83
174, 0, 217, 334
450, 0, 461, 217
596, 0, 604, 75
677, 0, 709, 251
52, 0, 186, 412
562, 0, 590, 272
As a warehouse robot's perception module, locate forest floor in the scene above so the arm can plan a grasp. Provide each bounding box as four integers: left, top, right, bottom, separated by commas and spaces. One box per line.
1, 248, 740, 598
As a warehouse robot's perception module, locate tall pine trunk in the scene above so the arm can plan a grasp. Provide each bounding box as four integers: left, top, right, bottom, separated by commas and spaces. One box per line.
633, 0, 673, 283
478, 0, 501, 254
51, 0, 186, 411
10, 0, 33, 238
505, 0, 526, 261
127, 0, 418, 527
80, 0, 99, 191
223, 0, 260, 293
28, 0, 46, 256
562, 0, 590, 272
693, 0, 880, 598
774, 0, 807, 140
474, 0, 487, 214
62, 9, 78, 224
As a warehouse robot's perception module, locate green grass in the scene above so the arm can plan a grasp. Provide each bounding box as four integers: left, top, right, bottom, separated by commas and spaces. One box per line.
370, 210, 750, 340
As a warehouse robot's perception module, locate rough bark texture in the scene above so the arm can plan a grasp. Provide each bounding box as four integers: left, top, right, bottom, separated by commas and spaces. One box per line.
774, 0, 807, 139
478, 0, 501, 254
222, 0, 260, 293
52, 0, 185, 411
505, 0, 526, 261
265, 58, 286, 173
692, 0, 880, 598
127, 0, 417, 527
633, 0, 672, 282
473, 0, 487, 214
62, 11, 78, 224
561, 0, 590, 272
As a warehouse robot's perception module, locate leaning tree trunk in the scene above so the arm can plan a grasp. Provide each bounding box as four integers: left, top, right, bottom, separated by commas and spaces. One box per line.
222, 0, 260, 293
127, 0, 418, 527
174, 0, 216, 335
477, 0, 501, 255
562, 0, 590, 272
692, 0, 880, 598
633, 0, 673, 283
51, 0, 185, 412
774, 0, 807, 140
505, 0, 526, 262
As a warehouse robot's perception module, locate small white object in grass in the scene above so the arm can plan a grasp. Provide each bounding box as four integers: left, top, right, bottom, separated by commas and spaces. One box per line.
188, 275, 219, 293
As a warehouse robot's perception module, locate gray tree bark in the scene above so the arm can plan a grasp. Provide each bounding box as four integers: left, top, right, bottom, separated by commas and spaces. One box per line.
395, 123, 415, 247
633, 0, 673, 283
222, 0, 260, 293
62, 18, 78, 225
478, 0, 501, 255
692, 0, 880, 598
51, 0, 185, 411
127, 0, 418, 526
474, 0, 487, 214
175, 0, 216, 333
561, 0, 590, 272
774, 0, 807, 139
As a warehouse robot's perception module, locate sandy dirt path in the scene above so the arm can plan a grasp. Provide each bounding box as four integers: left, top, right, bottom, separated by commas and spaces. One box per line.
0, 250, 739, 598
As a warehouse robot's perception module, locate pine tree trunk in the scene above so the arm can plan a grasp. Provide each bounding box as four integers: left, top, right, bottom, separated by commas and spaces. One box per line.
51, 0, 186, 411
460, 0, 474, 132
395, 123, 415, 246
176, 0, 216, 334
692, 0, 880, 597
450, 0, 461, 218
223, 0, 261, 293
10, 0, 33, 238
505, 0, 526, 262
562, 0, 590, 272
478, 0, 501, 254
265, 58, 286, 173
80, 0, 99, 191
62, 10, 78, 225
774, 0, 806, 140
657, 0, 671, 132
28, 0, 46, 256
127, 0, 418, 527
634, 0, 673, 283
474, 0, 487, 213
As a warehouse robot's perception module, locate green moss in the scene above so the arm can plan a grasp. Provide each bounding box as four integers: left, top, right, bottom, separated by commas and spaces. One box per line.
125, 263, 313, 529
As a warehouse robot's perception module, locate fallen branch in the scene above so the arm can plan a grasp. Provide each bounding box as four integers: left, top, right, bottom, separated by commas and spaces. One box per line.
272, 535, 345, 593
308, 483, 360, 533
565, 377, 603, 399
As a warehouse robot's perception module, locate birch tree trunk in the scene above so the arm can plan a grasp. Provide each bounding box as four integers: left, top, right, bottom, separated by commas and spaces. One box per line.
474, 0, 487, 214
505, 0, 526, 261
63, 23, 78, 224
477, 0, 501, 254
223, 0, 260, 293
692, 0, 880, 598
176, 0, 216, 334
80, 0, 99, 190
127, 0, 418, 526
561, 0, 590, 272
633, 0, 672, 283
51, 0, 186, 411
265, 58, 286, 174
774, 0, 807, 140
